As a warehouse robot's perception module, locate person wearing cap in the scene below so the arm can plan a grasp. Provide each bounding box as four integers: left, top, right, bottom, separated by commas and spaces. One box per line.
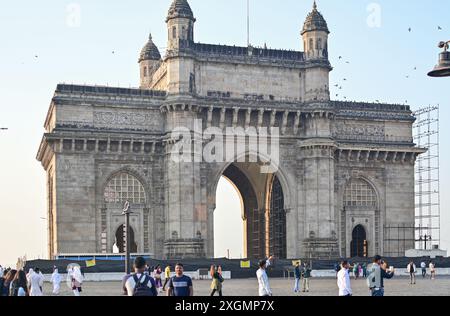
256, 259, 272, 296
366, 255, 394, 296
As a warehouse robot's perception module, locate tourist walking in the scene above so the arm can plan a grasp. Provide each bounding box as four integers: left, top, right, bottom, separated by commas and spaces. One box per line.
167, 263, 194, 297
162, 265, 171, 291
420, 261, 427, 278
69, 266, 83, 296
29, 268, 44, 296
256, 259, 272, 296
210, 265, 223, 296
51, 267, 62, 295
429, 261, 436, 280
301, 263, 311, 292
294, 262, 301, 293
406, 261, 416, 284
366, 255, 394, 296
125, 257, 157, 296
154, 265, 163, 293
334, 262, 341, 279
10, 270, 28, 296
337, 261, 352, 296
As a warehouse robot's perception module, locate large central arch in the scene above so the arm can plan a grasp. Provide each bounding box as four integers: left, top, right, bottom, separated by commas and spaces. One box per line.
212, 159, 288, 259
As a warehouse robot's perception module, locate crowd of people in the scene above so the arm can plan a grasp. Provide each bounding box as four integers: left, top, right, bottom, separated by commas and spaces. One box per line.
0, 256, 441, 297
0, 265, 84, 296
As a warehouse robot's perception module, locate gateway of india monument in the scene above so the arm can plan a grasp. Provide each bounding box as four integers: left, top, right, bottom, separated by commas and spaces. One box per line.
37, 0, 424, 260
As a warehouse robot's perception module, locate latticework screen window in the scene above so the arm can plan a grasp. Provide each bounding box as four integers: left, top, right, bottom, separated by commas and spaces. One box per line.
104, 172, 146, 204
344, 179, 377, 207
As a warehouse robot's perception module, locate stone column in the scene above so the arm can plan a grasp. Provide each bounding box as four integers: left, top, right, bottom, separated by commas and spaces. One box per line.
163, 103, 206, 259
300, 107, 338, 259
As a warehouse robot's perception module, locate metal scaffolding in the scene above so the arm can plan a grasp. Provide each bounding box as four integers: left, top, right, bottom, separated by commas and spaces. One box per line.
413, 105, 440, 250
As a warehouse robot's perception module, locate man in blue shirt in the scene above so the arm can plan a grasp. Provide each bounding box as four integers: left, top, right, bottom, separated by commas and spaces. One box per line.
167, 263, 193, 297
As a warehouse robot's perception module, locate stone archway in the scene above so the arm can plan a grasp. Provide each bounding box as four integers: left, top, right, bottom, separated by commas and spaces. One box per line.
213, 162, 287, 259
351, 224, 367, 258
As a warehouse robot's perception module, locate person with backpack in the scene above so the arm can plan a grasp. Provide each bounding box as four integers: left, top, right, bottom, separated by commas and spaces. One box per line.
406, 261, 416, 285
366, 255, 394, 296
125, 257, 158, 296
167, 263, 193, 297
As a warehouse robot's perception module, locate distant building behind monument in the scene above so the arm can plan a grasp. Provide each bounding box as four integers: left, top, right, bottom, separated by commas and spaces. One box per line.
37, 0, 424, 260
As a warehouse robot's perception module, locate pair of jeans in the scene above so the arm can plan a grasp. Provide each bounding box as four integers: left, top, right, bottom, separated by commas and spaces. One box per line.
371, 288, 384, 296
294, 278, 300, 292
422, 269, 426, 278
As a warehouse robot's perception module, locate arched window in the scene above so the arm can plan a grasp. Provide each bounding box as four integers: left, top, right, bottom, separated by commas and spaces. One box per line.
104, 172, 146, 204
344, 179, 377, 207
317, 38, 322, 50
182, 26, 186, 39
143, 67, 147, 77
172, 26, 177, 39
309, 38, 314, 51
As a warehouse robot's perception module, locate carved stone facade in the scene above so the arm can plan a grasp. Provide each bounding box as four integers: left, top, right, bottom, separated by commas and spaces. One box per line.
37, 0, 423, 259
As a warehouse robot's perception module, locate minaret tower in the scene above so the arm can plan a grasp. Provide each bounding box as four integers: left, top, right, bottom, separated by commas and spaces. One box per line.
138, 33, 161, 88
301, 1, 331, 101
166, 0, 196, 52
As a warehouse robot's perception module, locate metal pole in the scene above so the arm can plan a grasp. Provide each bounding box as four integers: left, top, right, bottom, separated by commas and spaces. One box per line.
125, 211, 131, 275
123, 201, 131, 275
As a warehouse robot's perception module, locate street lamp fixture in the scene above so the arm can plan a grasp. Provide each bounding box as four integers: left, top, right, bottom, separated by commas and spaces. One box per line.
122, 200, 132, 275
428, 41, 450, 77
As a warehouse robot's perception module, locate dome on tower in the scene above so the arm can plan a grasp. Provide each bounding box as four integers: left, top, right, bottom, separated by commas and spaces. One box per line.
166, 0, 195, 22
139, 34, 161, 62
301, 1, 329, 35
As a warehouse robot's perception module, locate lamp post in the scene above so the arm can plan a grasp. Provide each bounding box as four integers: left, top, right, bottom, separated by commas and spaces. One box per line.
428, 41, 450, 77
122, 200, 132, 275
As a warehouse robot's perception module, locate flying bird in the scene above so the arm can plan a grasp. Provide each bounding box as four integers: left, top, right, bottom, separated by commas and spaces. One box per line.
34, 55, 38, 58
438, 26, 442, 30
408, 27, 412, 32
343, 78, 347, 81
345, 61, 350, 64
339, 56, 342, 59
406, 75, 410, 78
334, 84, 339, 87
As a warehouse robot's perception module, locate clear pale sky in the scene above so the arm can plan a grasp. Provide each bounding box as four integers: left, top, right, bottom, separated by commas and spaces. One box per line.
0, 0, 448, 266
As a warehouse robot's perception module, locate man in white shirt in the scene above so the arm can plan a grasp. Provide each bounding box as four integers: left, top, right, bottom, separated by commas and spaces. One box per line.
337, 260, 352, 296
256, 260, 272, 296
125, 257, 157, 296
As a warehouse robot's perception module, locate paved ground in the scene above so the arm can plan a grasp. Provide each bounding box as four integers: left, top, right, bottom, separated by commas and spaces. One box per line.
43, 276, 450, 296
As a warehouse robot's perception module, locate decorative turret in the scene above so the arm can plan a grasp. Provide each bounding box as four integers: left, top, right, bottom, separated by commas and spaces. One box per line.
166, 0, 196, 52
301, 1, 331, 102
139, 33, 162, 88
301, 0, 329, 60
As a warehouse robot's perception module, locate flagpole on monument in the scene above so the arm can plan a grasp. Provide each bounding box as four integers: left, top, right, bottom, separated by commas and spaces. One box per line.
122, 200, 132, 275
